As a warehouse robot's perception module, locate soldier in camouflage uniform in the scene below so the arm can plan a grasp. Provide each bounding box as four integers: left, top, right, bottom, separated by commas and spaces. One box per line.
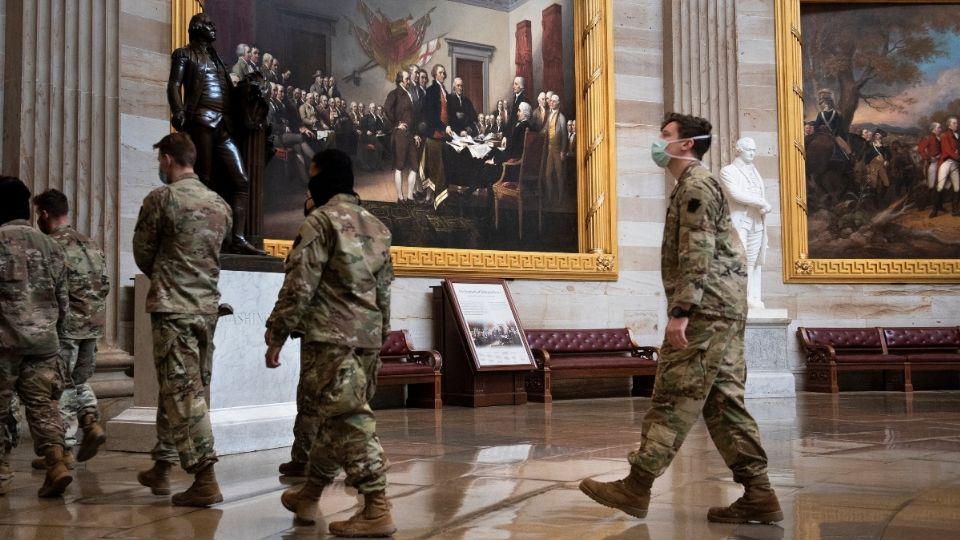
264, 149, 396, 537
579, 113, 783, 524
133, 133, 232, 507
0, 176, 73, 498
30, 189, 110, 469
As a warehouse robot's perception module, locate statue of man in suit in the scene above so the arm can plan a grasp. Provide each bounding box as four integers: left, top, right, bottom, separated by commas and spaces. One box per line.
719, 137, 771, 311
167, 12, 266, 255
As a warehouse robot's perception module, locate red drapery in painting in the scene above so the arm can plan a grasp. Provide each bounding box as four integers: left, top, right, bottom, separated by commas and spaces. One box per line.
541, 4, 563, 100
205, 0, 255, 65
515, 20, 534, 102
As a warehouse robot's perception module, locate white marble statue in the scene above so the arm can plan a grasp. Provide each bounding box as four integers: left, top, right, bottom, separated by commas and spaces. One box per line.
719, 137, 770, 310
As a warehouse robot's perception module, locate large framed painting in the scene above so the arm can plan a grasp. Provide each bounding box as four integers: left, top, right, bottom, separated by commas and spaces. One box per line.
172, 0, 617, 280
776, 0, 960, 282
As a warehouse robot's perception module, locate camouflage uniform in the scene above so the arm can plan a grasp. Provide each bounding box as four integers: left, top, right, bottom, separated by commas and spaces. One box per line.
133, 174, 231, 473
266, 193, 393, 493
628, 164, 770, 482
47, 225, 110, 447
0, 220, 68, 459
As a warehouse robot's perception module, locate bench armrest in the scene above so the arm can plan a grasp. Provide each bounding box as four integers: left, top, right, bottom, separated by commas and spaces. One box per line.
409, 350, 442, 372
531, 348, 551, 370
632, 346, 659, 362
805, 343, 837, 356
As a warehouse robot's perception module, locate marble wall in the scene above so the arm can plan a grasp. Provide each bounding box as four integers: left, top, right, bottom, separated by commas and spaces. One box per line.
105, 0, 957, 388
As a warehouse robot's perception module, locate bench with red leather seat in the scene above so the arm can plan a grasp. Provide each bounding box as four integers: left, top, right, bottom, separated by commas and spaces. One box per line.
378, 330, 442, 408
881, 327, 960, 387
523, 328, 659, 403
798, 327, 909, 393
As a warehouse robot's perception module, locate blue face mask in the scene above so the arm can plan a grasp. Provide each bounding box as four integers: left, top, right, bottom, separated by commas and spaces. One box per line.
650, 135, 712, 168
158, 170, 170, 185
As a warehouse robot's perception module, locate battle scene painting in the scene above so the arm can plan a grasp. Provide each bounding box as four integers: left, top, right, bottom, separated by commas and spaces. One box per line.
802, 3, 960, 259
204, 0, 577, 253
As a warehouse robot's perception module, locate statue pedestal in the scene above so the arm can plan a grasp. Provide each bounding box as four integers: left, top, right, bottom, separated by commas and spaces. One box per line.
744, 311, 796, 399
107, 270, 299, 455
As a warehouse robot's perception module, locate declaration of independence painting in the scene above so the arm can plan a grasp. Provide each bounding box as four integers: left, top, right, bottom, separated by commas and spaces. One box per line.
802, 3, 960, 259
205, 0, 577, 253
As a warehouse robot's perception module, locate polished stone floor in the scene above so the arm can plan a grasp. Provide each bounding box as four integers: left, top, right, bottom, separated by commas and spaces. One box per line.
2, 392, 960, 539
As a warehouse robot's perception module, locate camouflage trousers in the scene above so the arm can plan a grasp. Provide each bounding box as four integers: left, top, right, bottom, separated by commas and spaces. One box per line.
150, 313, 218, 473
58, 338, 99, 448
301, 342, 388, 494
0, 350, 66, 455
628, 317, 769, 482
4, 394, 22, 452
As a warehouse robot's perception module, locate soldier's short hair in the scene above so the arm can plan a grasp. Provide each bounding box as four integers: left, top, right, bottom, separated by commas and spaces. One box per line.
661, 112, 713, 159
153, 133, 197, 167
32, 189, 69, 218
0, 176, 31, 223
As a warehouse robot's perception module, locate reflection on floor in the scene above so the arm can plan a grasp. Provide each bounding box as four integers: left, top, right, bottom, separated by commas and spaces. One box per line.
2, 392, 960, 539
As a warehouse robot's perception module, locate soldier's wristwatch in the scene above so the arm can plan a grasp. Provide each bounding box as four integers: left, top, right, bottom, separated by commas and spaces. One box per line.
669, 306, 692, 318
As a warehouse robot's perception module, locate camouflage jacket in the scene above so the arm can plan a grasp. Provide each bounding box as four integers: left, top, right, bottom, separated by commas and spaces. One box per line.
0, 219, 68, 354
662, 164, 748, 320
266, 194, 393, 349
48, 225, 110, 339
133, 174, 232, 314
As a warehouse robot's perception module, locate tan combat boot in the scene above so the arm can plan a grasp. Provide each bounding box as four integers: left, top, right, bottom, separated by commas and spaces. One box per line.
76, 413, 106, 462
138, 460, 173, 495
579, 469, 655, 518
707, 473, 784, 524
280, 480, 325, 524
37, 446, 73, 498
278, 460, 307, 477
171, 461, 223, 507
33, 450, 75, 470
328, 490, 397, 538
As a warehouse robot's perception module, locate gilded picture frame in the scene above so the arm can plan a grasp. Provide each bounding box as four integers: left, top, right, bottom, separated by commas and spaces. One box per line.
172, 0, 618, 281
776, 0, 960, 283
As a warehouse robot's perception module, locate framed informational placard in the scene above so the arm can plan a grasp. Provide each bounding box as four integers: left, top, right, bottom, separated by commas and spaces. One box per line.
442, 279, 535, 372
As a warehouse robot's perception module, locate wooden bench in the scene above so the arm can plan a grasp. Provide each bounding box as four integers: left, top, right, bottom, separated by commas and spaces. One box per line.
797, 326, 960, 393
523, 328, 659, 403
378, 330, 442, 408
882, 327, 960, 392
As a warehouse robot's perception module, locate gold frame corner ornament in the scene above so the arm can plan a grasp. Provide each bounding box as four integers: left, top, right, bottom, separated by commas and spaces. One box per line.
174, 0, 618, 281
775, 0, 960, 283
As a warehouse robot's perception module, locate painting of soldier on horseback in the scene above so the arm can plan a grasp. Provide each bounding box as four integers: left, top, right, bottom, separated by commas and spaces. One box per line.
802, 3, 960, 259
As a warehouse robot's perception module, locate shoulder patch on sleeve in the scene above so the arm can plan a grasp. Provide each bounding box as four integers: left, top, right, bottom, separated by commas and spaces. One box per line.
687, 199, 701, 213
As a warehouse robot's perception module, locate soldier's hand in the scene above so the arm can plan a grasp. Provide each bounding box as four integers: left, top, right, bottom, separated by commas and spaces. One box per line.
265, 344, 283, 369
666, 316, 689, 349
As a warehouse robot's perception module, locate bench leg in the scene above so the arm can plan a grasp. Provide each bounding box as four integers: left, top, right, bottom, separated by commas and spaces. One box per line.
525, 370, 551, 404
406, 378, 443, 409
805, 364, 835, 392
904, 364, 913, 393
631, 375, 654, 397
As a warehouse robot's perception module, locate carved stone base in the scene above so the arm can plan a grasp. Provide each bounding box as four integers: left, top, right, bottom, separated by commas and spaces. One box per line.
745, 316, 796, 398
107, 272, 300, 455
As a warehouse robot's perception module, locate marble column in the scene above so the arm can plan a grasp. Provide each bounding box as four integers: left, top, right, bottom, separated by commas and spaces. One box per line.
663, 0, 739, 173
1, 0, 128, 387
